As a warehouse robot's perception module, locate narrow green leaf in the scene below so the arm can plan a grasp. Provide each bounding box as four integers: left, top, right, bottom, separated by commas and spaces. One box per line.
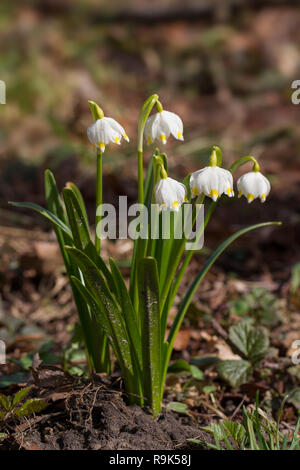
66, 247, 134, 389
66, 182, 89, 228
138, 257, 161, 415
109, 258, 142, 367
44, 169, 71, 268
45, 170, 68, 226
9, 201, 73, 240
62, 187, 90, 251
221, 421, 246, 446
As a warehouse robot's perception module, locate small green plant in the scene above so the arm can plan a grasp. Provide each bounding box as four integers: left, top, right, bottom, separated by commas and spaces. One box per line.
0, 387, 47, 421
189, 396, 300, 450
230, 287, 281, 325
10, 95, 280, 415
217, 319, 270, 387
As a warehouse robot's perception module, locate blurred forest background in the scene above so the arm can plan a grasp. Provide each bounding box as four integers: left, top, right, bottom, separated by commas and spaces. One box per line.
0, 0, 300, 393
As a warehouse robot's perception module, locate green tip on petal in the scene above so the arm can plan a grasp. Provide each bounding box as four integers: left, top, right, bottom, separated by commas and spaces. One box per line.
88, 100, 104, 121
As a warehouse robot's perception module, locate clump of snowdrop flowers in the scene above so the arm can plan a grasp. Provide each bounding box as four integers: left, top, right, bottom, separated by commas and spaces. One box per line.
145, 101, 184, 146
237, 170, 271, 203
87, 101, 129, 153
155, 175, 187, 211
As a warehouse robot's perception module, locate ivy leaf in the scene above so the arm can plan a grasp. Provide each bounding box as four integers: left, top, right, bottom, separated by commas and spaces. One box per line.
15, 399, 48, 417
217, 360, 253, 387
229, 320, 269, 365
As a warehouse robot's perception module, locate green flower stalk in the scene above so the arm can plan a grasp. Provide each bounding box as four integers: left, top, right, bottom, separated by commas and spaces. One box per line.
87, 100, 130, 252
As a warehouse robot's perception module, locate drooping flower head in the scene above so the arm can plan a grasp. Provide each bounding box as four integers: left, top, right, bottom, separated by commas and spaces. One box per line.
145, 101, 184, 146
87, 101, 129, 153
237, 171, 271, 203
190, 166, 234, 201
155, 177, 187, 212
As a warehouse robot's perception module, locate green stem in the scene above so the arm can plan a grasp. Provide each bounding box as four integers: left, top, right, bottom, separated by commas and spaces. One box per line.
229, 155, 260, 174
95, 149, 103, 253
138, 150, 144, 205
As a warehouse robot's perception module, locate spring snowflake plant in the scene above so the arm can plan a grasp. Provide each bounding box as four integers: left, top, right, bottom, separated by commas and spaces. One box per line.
11, 95, 280, 416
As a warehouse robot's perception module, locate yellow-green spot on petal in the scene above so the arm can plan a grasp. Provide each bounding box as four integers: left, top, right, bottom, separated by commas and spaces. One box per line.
160, 134, 167, 143
184, 195, 188, 202
177, 131, 182, 139
247, 193, 254, 202
192, 187, 199, 196
98, 142, 105, 151
147, 136, 152, 145
261, 193, 266, 202
238, 190, 242, 198
172, 201, 180, 209
226, 187, 232, 195
114, 136, 120, 144
209, 189, 219, 199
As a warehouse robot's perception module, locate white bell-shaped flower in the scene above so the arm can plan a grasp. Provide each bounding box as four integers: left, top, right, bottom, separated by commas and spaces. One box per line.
237, 171, 270, 203
155, 177, 187, 211
145, 110, 184, 145
87, 117, 129, 153
190, 166, 234, 201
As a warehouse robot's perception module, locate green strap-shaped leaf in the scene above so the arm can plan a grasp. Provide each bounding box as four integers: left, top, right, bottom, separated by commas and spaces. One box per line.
138, 257, 161, 415
45, 170, 68, 226
109, 258, 142, 367
44, 169, 71, 268
66, 247, 134, 389
62, 186, 116, 294
66, 182, 89, 228
9, 201, 73, 241
63, 188, 90, 251
162, 221, 281, 391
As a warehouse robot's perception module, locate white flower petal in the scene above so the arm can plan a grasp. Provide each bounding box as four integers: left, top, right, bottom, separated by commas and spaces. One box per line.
87, 117, 129, 151
155, 177, 187, 211
237, 171, 270, 203
190, 166, 233, 201
145, 109, 184, 144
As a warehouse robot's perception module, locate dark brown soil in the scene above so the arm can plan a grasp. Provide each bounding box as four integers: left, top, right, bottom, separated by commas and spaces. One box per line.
0, 366, 207, 450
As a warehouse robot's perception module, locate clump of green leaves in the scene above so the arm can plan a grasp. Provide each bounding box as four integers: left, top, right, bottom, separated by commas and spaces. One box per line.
230, 287, 281, 326
189, 397, 300, 450
0, 387, 47, 421
217, 319, 269, 387
10, 95, 280, 416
